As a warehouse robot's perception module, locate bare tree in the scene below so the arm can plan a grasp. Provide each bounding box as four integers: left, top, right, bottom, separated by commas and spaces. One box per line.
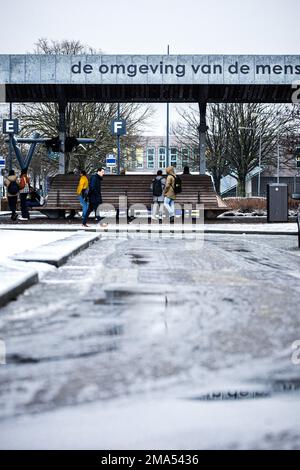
18, 39, 154, 175
34, 38, 101, 55
174, 103, 298, 196
173, 104, 231, 193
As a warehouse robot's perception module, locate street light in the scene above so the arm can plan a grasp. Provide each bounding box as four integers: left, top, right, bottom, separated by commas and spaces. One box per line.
251, 110, 287, 186
238, 126, 262, 196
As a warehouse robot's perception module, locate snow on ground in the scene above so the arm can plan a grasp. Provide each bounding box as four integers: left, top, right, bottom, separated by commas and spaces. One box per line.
1, 393, 300, 450
0, 229, 75, 279
0, 230, 71, 262
0, 232, 299, 449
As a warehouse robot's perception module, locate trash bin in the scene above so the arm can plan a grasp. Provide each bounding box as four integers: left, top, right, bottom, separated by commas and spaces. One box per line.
267, 183, 289, 223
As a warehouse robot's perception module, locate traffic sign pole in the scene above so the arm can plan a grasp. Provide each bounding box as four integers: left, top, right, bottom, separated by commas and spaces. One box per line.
9, 103, 13, 171
111, 113, 126, 176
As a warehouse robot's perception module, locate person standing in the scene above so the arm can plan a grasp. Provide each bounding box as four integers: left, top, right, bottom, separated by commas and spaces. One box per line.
163, 166, 176, 223
18, 168, 30, 221
151, 170, 166, 220
76, 170, 89, 223
4, 170, 19, 221
82, 167, 105, 227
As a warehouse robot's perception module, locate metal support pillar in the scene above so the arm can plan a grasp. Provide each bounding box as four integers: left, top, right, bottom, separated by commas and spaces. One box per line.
58, 101, 67, 174
117, 103, 121, 175
198, 102, 207, 175
166, 45, 170, 168
8, 102, 13, 171
11, 135, 39, 170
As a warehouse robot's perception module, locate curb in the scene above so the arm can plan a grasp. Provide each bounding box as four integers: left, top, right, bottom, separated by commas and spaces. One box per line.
0, 233, 100, 307
0, 225, 298, 236
0, 266, 38, 308
204, 229, 298, 236
13, 233, 100, 267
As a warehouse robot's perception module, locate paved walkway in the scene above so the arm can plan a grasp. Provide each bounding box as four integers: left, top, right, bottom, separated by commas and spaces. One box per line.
0, 233, 299, 448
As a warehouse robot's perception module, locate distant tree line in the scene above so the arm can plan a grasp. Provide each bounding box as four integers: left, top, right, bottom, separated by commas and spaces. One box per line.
173, 103, 299, 196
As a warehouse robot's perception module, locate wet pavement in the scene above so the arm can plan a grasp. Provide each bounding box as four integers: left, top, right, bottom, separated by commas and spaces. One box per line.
0, 233, 300, 421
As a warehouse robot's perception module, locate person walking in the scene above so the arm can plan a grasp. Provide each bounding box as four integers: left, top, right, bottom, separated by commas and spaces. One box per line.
82, 167, 105, 227
163, 166, 177, 223
18, 168, 30, 221
76, 169, 89, 223
151, 170, 166, 220
4, 170, 19, 221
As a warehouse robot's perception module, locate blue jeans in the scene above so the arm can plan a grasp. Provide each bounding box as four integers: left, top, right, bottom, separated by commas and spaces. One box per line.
79, 195, 88, 219
164, 196, 175, 218
82, 202, 100, 225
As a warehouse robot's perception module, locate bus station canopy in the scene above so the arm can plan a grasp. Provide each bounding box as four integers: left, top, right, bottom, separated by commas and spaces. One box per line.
0, 54, 299, 103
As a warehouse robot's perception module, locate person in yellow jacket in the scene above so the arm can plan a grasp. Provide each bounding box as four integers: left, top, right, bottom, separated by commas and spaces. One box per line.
76, 170, 89, 222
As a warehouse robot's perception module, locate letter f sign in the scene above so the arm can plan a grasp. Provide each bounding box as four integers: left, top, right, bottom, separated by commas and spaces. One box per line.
111, 119, 126, 136
114, 122, 122, 133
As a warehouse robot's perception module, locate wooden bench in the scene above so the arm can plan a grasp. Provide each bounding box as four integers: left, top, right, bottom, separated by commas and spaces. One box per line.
39, 174, 227, 219
297, 210, 300, 248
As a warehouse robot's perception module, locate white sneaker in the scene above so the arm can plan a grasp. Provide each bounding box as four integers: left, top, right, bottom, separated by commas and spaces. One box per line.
18, 216, 29, 221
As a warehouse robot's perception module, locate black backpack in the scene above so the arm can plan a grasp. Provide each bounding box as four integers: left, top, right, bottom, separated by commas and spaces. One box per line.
8, 180, 19, 195
152, 177, 163, 197
172, 175, 182, 194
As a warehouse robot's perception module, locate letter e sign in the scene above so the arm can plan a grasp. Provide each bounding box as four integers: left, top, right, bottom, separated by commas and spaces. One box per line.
3, 119, 19, 134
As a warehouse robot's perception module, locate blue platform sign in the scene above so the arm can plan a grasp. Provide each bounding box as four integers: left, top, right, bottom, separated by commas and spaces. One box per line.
111, 119, 126, 136
2, 119, 19, 134
106, 154, 116, 167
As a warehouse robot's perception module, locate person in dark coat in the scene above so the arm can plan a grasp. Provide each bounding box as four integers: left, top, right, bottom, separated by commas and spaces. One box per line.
150, 170, 166, 220
18, 168, 30, 220
4, 170, 19, 221
26, 188, 44, 209
82, 167, 105, 227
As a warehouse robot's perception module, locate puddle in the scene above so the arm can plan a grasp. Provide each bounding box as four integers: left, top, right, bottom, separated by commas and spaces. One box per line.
94, 290, 168, 305
101, 325, 123, 336
233, 248, 251, 253
132, 259, 149, 265
7, 354, 40, 365
6, 343, 119, 365
126, 253, 150, 265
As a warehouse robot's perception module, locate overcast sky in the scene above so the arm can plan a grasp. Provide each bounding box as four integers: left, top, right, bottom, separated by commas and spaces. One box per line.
0, 0, 298, 133
0, 0, 298, 55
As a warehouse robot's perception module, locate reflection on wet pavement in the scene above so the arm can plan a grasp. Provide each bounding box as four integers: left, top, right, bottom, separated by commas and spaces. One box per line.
0, 233, 299, 420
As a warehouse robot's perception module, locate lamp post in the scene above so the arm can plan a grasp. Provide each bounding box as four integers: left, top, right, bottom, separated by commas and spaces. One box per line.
166, 45, 170, 169
277, 130, 280, 184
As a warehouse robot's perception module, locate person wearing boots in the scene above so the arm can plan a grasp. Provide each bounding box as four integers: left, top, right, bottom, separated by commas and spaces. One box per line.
18, 168, 30, 221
